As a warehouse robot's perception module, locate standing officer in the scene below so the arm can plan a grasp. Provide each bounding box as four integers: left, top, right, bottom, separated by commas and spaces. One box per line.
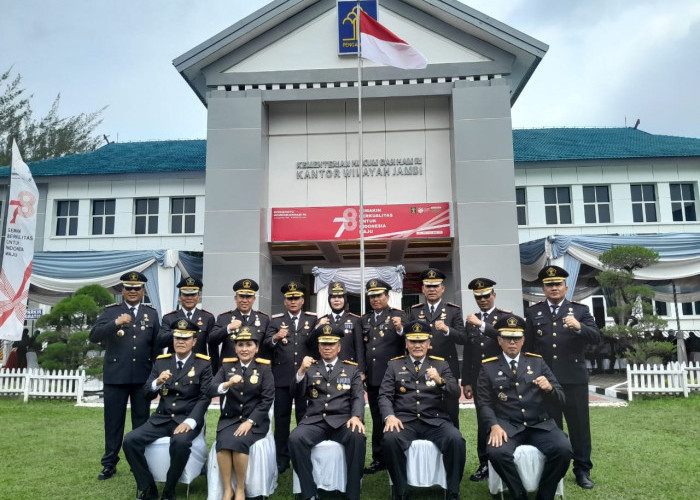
289, 325, 366, 500
89, 271, 160, 481
478, 314, 572, 500
158, 277, 216, 364
461, 277, 510, 482
123, 319, 213, 500
263, 280, 317, 474
409, 268, 465, 427
309, 281, 365, 374
361, 278, 407, 474
525, 265, 600, 489
210, 278, 270, 370
379, 321, 466, 500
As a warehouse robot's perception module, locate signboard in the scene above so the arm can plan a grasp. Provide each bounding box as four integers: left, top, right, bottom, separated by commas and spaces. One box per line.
338, 0, 378, 55
271, 203, 450, 241
25, 309, 42, 320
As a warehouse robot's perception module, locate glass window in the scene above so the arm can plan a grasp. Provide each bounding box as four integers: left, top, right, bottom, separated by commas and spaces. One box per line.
91, 199, 116, 235
630, 184, 657, 222
655, 301, 667, 316
515, 188, 527, 226
56, 200, 79, 236
544, 187, 572, 225
670, 183, 696, 222
134, 198, 159, 235
582, 185, 611, 223
171, 197, 196, 234
682, 302, 693, 315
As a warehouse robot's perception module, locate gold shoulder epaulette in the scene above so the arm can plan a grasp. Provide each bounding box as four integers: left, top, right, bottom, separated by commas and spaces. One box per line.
255, 357, 271, 365
156, 353, 172, 359
525, 352, 542, 358
343, 360, 359, 366
272, 313, 284, 319
195, 353, 211, 360
447, 302, 461, 308
390, 355, 405, 361
222, 357, 238, 363
428, 355, 445, 361
482, 357, 498, 364
411, 303, 424, 308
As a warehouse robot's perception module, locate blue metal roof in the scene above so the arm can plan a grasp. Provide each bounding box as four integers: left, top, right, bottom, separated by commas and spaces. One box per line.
3, 128, 699, 177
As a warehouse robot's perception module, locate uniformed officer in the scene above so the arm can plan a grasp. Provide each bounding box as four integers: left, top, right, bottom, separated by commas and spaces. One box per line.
210, 278, 270, 371
477, 314, 572, 500
409, 268, 466, 427
361, 278, 407, 474
122, 319, 213, 500
89, 271, 161, 481
158, 276, 216, 365
263, 280, 317, 474
309, 281, 365, 375
289, 325, 366, 500
461, 277, 510, 481
524, 265, 600, 489
208, 327, 274, 500
379, 321, 466, 500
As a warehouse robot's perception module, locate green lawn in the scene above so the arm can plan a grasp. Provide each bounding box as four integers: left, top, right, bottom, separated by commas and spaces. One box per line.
1, 395, 699, 500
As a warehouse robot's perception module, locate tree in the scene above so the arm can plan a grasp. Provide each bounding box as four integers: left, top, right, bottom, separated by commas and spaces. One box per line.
0, 67, 105, 165
35, 285, 114, 374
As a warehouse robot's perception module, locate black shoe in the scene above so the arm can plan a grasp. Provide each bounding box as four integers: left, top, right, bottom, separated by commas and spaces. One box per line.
363, 460, 386, 474
575, 471, 594, 489
136, 486, 158, 500
469, 462, 489, 481
97, 465, 116, 480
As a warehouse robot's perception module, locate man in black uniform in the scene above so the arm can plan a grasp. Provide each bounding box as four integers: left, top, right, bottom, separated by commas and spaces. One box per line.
210, 278, 270, 370
478, 314, 572, 500
461, 277, 509, 481
409, 268, 465, 427
123, 319, 213, 500
289, 325, 366, 500
361, 278, 407, 474
158, 277, 216, 365
525, 265, 600, 489
309, 281, 365, 374
263, 280, 317, 474
379, 321, 466, 500
89, 271, 160, 481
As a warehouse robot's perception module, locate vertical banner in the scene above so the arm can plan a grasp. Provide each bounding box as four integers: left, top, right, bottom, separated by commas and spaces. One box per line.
0, 141, 39, 341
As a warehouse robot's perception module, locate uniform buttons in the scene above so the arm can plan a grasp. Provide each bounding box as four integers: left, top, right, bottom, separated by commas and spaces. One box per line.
240, 392, 244, 396
553, 344, 557, 348
327, 383, 330, 387
133, 335, 137, 339
523, 422, 528, 426
416, 390, 420, 393
132, 358, 136, 362
294, 352, 298, 355
417, 413, 421, 417
575, 359, 578, 363
172, 414, 175, 418
373, 358, 376, 362
553, 355, 558, 360
515, 382, 519, 386
172, 403, 176, 407
553, 333, 557, 337
481, 354, 485, 358
175, 382, 179, 386
521, 408, 525, 413
324, 403, 329, 407
519, 395, 523, 399
372, 347, 376, 351
327, 394, 330, 398
416, 401, 420, 405
480, 342, 484, 347
133, 346, 137, 350
322, 413, 326, 417
240, 403, 243, 407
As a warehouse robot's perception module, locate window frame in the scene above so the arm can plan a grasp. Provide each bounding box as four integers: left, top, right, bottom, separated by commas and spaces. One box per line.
670, 182, 697, 222
91, 198, 116, 235
630, 184, 658, 223
582, 185, 611, 224
515, 187, 527, 226
543, 186, 572, 225
55, 200, 79, 236
170, 196, 196, 234
134, 197, 159, 235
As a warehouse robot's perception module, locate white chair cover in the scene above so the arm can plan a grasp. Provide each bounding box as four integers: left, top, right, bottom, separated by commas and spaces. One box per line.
144, 426, 208, 484
292, 440, 347, 494
388, 439, 447, 488
488, 444, 565, 497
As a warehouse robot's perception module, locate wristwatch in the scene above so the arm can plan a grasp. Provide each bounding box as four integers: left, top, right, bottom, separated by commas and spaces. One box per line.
247, 418, 255, 425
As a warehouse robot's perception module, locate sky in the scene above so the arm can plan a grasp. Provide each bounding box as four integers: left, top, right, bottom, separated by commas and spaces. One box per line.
2, 0, 699, 143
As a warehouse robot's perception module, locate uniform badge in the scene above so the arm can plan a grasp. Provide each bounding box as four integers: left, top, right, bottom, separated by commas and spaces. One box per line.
337, 384, 343, 391
161, 387, 168, 396
426, 380, 436, 387
249, 370, 259, 384
197, 319, 203, 326
304, 320, 310, 330
419, 310, 425, 319
144, 313, 149, 321
498, 392, 507, 401
117, 329, 124, 337
498, 371, 503, 376
311, 388, 318, 398
537, 329, 543, 336
363, 336, 368, 343
255, 315, 261, 327
280, 322, 289, 344
188, 366, 196, 377
230, 334, 237, 342
316, 379, 321, 385
537, 311, 542, 316
385, 316, 390, 324
527, 366, 534, 375
440, 309, 447, 320
399, 386, 407, 393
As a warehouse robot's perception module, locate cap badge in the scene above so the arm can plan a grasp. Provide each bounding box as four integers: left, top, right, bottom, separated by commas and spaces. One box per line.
507, 317, 517, 328
129, 272, 139, 281
288, 282, 297, 291
323, 325, 332, 335
475, 279, 484, 289
243, 279, 252, 289
369, 279, 377, 288
546, 267, 557, 277
427, 270, 437, 279
185, 277, 196, 286
177, 319, 188, 329
412, 323, 423, 333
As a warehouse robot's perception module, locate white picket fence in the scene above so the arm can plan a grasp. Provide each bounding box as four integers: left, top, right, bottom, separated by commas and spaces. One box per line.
0, 368, 85, 403
626, 362, 700, 401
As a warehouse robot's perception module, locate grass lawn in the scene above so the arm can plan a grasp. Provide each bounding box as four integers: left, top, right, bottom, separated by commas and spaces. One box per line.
1, 395, 699, 500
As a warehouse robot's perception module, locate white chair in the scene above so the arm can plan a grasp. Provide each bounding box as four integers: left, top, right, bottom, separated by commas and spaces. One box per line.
207, 408, 277, 499
144, 425, 208, 498
292, 440, 347, 497
488, 444, 565, 499
388, 439, 447, 497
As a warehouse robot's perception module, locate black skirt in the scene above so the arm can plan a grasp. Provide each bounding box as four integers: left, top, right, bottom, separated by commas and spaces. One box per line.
215, 421, 266, 454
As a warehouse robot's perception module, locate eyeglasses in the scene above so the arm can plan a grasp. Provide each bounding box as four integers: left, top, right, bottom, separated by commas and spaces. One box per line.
476, 293, 492, 299
501, 337, 523, 343
544, 282, 565, 288
123, 285, 143, 291
285, 296, 302, 301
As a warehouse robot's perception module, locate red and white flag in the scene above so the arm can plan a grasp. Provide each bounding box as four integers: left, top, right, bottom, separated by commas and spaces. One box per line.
359, 9, 427, 70
0, 141, 39, 341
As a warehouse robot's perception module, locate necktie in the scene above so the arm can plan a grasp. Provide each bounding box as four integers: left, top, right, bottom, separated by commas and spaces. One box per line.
481, 311, 488, 322
551, 305, 558, 316
186, 311, 192, 321
291, 316, 298, 330
414, 360, 421, 373
243, 315, 249, 324
130, 307, 136, 319
326, 363, 333, 374
429, 305, 435, 315
335, 314, 341, 323
177, 360, 183, 371
240, 365, 247, 376
510, 360, 517, 375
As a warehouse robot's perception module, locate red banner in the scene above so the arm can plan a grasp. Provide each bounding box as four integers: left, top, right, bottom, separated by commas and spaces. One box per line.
271, 203, 450, 242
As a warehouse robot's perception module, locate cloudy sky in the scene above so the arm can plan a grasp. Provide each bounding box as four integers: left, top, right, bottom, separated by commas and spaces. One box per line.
2, 0, 699, 143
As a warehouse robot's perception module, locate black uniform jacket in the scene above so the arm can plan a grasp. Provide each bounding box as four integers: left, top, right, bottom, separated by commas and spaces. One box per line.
524, 300, 601, 384
264, 311, 317, 388
477, 353, 564, 437
208, 357, 274, 436
90, 303, 160, 384
210, 309, 270, 359
159, 307, 215, 356
362, 307, 408, 386
308, 312, 366, 373
410, 301, 466, 378
461, 307, 509, 387
293, 360, 364, 429
145, 352, 213, 429
379, 355, 460, 426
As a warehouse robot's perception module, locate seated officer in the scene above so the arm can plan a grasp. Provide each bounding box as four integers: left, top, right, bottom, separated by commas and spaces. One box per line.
123, 319, 213, 500
477, 314, 572, 500
289, 325, 366, 500
379, 321, 465, 500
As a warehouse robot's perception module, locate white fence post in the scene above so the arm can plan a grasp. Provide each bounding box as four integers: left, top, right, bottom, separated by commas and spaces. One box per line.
1, 366, 86, 402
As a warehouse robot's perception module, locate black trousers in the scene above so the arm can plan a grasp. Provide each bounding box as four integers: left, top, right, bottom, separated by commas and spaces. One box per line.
548, 383, 593, 474
366, 384, 384, 462
101, 383, 150, 467
382, 419, 466, 495
274, 386, 307, 468
445, 391, 460, 428
472, 390, 489, 464
487, 427, 572, 500
123, 419, 201, 494
289, 420, 366, 500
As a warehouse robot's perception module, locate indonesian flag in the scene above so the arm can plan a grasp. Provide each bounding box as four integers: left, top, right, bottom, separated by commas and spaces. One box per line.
359, 10, 427, 70
0, 141, 39, 341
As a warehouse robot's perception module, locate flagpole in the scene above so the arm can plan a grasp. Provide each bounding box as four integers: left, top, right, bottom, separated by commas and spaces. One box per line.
357, 2, 366, 316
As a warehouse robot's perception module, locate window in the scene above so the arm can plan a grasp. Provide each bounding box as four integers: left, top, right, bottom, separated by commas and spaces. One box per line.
170, 197, 196, 234
515, 188, 527, 225
670, 183, 697, 222
544, 187, 572, 224
56, 200, 79, 236
583, 185, 611, 223
655, 301, 668, 316
91, 199, 115, 235
134, 198, 159, 234
695, 301, 700, 315
631, 184, 657, 222
682, 302, 693, 316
